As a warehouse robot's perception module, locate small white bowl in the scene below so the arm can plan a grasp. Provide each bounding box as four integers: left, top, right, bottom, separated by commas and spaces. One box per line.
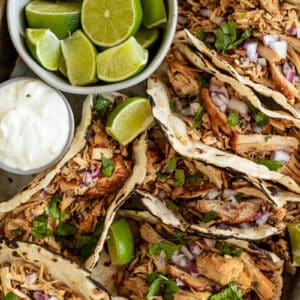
0, 77, 74, 175
7, 0, 178, 95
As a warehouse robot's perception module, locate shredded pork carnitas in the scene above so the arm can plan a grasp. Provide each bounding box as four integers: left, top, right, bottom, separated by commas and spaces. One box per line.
0, 259, 81, 299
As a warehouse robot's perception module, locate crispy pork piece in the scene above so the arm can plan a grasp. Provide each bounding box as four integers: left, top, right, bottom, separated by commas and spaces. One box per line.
173, 290, 211, 300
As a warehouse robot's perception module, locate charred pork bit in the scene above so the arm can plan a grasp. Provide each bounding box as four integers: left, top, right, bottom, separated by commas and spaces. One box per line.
260, 0, 280, 15
231, 133, 299, 153
173, 290, 211, 300
280, 154, 300, 185
140, 223, 164, 244
167, 265, 213, 291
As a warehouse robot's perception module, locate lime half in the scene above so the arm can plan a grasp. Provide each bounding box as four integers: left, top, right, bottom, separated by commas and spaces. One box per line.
134, 27, 160, 48
25, 0, 81, 39
26, 28, 62, 71
96, 37, 148, 83
106, 97, 154, 145
107, 218, 135, 265
141, 0, 167, 29
61, 30, 97, 86
81, 0, 143, 47
288, 224, 300, 266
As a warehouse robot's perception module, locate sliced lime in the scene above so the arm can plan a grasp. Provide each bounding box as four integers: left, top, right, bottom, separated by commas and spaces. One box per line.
25, 0, 81, 39
61, 30, 97, 86
59, 56, 67, 77
134, 27, 160, 48
81, 0, 143, 47
106, 97, 154, 145
26, 28, 62, 71
141, 0, 167, 29
288, 224, 300, 266
96, 37, 148, 83
107, 218, 135, 265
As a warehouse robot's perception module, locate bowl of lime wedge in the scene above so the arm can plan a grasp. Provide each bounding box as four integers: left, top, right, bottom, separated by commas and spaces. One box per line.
7, 0, 177, 94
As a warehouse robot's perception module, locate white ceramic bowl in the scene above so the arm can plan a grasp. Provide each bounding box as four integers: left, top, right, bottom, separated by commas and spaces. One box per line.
0, 77, 74, 175
7, 0, 178, 95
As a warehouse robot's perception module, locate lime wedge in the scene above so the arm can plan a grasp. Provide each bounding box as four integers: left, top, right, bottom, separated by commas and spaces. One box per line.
81, 0, 143, 47
59, 56, 67, 77
26, 28, 62, 71
141, 0, 167, 29
25, 0, 81, 39
106, 97, 154, 145
288, 224, 300, 266
107, 218, 135, 265
96, 37, 148, 83
61, 30, 97, 86
134, 27, 160, 48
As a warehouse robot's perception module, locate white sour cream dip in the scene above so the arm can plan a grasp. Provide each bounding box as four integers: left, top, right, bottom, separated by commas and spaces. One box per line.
0, 78, 71, 171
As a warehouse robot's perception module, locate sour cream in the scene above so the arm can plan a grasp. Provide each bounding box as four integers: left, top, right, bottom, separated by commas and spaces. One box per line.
0, 78, 72, 172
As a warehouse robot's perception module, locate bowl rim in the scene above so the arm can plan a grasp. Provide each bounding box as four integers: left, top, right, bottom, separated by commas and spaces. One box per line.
7, 0, 178, 95
0, 77, 75, 175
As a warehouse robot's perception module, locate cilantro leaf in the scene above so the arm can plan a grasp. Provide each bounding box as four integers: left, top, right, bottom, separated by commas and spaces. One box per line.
56, 221, 77, 237
94, 95, 112, 118
227, 110, 239, 127
166, 157, 180, 172
235, 192, 244, 203
197, 74, 209, 88
11, 229, 23, 236
186, 173, 202, 182
166, 200, 179, 212
172, 169, 185, 187
45, 194, 62, 220
170, 100, 177, 113
248, 104, 269, 127
264, 134, 273, 142
216, 241, 243, 257
149, 242, 181, 261
101, 153, 115, 177
198, 28, 206, 40
256, 158, 283, 171
156, 172, 168, 181
209, 282, 243, 300
1, 292, 18, 300
160, 228, 192, 245
192, 105, 205, 129
32, 215, 52, 239
203, 211, 218, 223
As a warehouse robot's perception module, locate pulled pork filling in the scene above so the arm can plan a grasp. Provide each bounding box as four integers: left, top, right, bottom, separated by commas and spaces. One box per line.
166, 50, 300, 185
0, 259, 81, 299
115, 221, 283, 300
140, 128, 284, 231
0, 116, 132, 262
178, 0, 300, 106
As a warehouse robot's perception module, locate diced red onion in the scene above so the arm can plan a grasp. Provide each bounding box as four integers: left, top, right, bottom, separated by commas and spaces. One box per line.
26, 273, 37, 285
203, 238, 216, 249
288, 24, 297, 36
269, 40, 288, 59
206, 188, 220, 200
33, 292, 49, 300
243, 41, 258, 63
190, 103, 201, 115
258, 58, 267, 66
199, 9, 213, 17
209, 84, 229, 98
227, 98, 249, 115
295, 76, 300, 83
171, 253, 185, 265
283, 62, 296, 83
239, 223, 251, 229
211, 16, 224, 25
91, 168, 100, 179
219, 103, 227, 113
188, 243, 202, 257
49, 297, 58, 300
177, 15, 188, 25
271, 150, 290, 162
159, 250, 167, 263
190, 264, 199, 276
175, 279, 185, 287
223, 205, 230, 212
180, 245, 194, 261
157, 190, 166, 200
252, 125, 263, 133
256, 211, 272, 226
84, 172, 93, 185
297, 27, 300, 39
262, 34, 279, 46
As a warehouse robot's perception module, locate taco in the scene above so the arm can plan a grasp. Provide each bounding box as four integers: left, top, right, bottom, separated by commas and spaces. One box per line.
0, 94, 147, 270
93, 212, 283, 300
0, 239, 110, 299
177, 0, 300, 118
146, 56, 300, 195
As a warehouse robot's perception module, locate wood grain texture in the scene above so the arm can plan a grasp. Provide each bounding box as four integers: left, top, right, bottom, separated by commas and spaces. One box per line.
0, 0, 17, 82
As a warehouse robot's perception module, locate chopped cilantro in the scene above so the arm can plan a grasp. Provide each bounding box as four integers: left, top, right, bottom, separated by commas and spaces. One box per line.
203, 211, 218, 223
198, 28, 206, 40
93, 95, 112, 118
186, 173, 202, 182
256, 158, 283, 171
156, 172, 168, 181
172, 169, 185, 187
192, 105, 205, 129
215, 20, 252, 53
45, 194, 62, 220
160, 228, 192, 245
166, 200, 179, 212
170, 99, 177, 113
1, 292, 18, 300
101, 153, 115, 177
235, 192, 245, 203
209, 282, 243, 300
253, 281, 260, 289
166, 157, 180, 172
146, 273, 180, 300
248, 104, 269, 127
197, 74, 209, 88
216, 241, 243, 257
149, 242, 181, 262
56, 221, 77, 237
11, 229, 23, 236
264, 134, 273, 142
227, 110, 240, 127
32, 215, 52, 239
